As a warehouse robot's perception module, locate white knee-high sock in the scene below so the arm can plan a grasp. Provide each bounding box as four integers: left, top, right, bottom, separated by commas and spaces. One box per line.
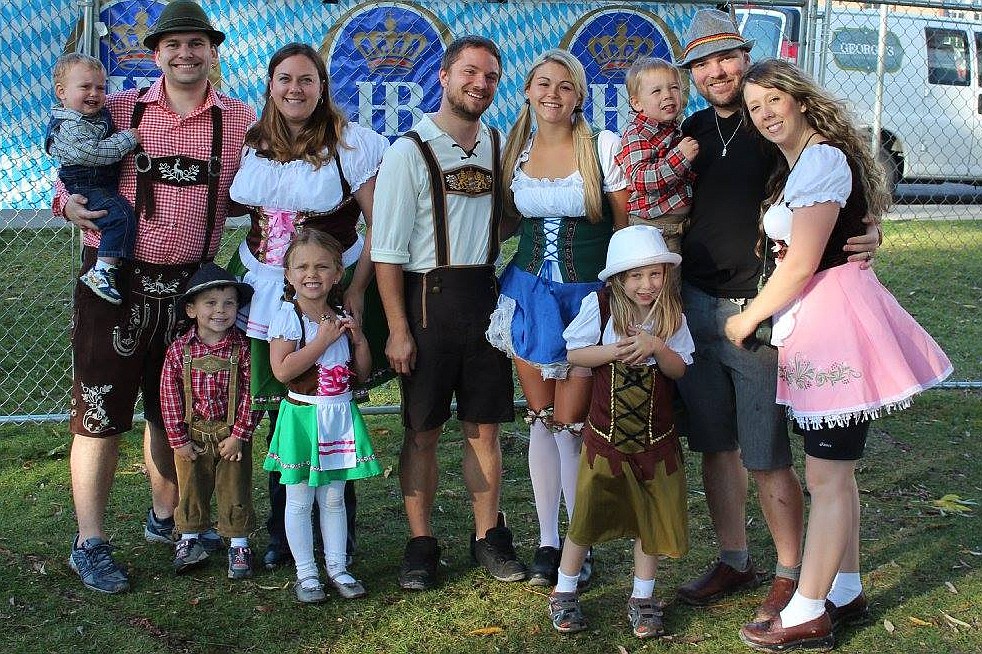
528, 419, 562, 548
318, 481, 354, 583
285, 483, 317, 582
554, 428, 583, 522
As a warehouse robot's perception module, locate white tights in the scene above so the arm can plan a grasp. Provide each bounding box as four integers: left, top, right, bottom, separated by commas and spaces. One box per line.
285, 480, 350, 583
528, 420, 582, 548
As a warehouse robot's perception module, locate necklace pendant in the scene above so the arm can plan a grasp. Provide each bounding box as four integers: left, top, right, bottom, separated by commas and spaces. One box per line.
722, 146, 727, 157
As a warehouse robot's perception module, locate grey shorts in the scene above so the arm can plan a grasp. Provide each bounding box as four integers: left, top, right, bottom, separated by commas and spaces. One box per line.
676, 283, 791, 471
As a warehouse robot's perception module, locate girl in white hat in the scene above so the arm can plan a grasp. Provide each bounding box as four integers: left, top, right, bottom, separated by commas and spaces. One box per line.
547, 225, 694, 638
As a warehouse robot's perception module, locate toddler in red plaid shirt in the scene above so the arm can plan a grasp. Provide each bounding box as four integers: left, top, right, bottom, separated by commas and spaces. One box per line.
615, 57, 699, 254
160, 263, 261, 580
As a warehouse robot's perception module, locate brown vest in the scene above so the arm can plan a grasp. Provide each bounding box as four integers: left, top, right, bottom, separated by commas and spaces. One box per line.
582, 288, 681, 481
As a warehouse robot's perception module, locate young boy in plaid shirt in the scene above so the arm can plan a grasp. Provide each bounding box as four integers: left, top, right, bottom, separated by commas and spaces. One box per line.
160, 263, 261, 579
615, 57, 699, 254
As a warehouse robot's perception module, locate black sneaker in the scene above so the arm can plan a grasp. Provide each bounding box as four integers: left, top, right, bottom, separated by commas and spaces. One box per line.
173, 538, 209, 574
528, 545, 562, 587
144, 507, 176, 545
262, 542, 293, 570
69, 535, 130, 594
398, 536, 440, 591
472, 526, 527, 582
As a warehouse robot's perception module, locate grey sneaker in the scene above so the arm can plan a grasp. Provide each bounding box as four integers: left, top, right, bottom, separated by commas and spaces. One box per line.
144, 508, 176, 545
227, 546, 253, 580
79, 266, 123, 304
173, 538, 209, 574
69, 535, 130, 594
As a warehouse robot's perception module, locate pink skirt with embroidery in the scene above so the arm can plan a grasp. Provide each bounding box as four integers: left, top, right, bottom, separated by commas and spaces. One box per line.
776, 262, 952, 430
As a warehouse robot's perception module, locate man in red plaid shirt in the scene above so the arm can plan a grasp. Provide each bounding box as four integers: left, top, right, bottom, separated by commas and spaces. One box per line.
55, 1, 256, 593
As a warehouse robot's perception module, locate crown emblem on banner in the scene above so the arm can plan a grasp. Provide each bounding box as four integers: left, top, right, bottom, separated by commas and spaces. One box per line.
588, 22, 655, 74
109, 9, 154, 66
353, 14, 428, 75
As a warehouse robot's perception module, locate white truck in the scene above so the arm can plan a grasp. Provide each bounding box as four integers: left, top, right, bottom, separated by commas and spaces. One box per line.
739, 5, 982, 186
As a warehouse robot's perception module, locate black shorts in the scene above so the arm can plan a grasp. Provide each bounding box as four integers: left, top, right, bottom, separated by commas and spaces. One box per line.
794, 419, 871, 460
400, 267, 514, 432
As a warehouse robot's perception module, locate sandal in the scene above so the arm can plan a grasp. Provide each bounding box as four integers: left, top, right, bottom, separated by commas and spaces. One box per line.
548, 591, 587, 634
628, 597, 665, 639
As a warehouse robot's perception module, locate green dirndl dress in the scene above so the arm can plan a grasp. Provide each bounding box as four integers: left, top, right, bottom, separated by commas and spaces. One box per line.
261, 306, 381, 485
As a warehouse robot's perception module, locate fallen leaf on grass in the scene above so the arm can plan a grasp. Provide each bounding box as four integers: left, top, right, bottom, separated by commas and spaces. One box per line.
945, 581, 958, 594
931, 494, 977, 516
467, 626, 502, 636
383, 465, 394, 479
617, 646, 629, 654
909, 617, 932, 626
254, 605, 274, 613
189, 597, 200, 606
256, 584, 286, 590
884, 619, 895, 633
940, 611, 972, 629
370, 427, 390, 437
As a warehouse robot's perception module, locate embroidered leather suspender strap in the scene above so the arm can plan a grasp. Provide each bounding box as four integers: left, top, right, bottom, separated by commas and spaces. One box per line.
403, 128, 503, 267
181, 341, 240, 429
403, 131, 449, 267
130, 89, 223, 263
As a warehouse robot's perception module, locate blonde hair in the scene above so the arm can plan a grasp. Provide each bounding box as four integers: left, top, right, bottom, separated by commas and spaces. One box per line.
741, 60, 890, 223
625, 57, 681, 100
501, 49, 605, 223
246, 43, 349, 169
53, 53, 105, 88
607, 263, 683, 342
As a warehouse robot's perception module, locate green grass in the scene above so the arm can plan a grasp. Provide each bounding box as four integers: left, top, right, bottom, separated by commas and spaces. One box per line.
0, 389, 979, 653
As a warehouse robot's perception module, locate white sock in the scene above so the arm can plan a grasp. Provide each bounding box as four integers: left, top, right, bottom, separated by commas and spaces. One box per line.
528, 419, 562, 548
827, 571, 862, 607
181, 533, 199, 541
554, 428, 583, 523
319, 481, 353, 583
230, 537, 248, 548
631, 576, 655, 599
780, 591, 827, 628
285, 483, 318, 582
555, 570, 579, 594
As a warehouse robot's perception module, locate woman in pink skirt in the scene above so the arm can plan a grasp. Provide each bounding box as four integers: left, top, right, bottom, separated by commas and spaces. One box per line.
725, 59, 952, 652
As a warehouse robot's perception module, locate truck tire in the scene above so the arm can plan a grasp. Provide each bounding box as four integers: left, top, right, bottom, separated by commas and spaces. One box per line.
877, 146, 901, 194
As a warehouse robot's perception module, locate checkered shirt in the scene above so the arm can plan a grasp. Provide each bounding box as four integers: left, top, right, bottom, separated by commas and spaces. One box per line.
614, 113, 696, 219
160, 326, 260, 449
54, 79, 255, 264
47, 106, 138, 166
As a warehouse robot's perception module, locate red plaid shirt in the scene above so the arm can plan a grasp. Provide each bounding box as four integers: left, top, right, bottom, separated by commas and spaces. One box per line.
615, 113, 696, 220
54, 79, 255, 264
159, 326, 260, 449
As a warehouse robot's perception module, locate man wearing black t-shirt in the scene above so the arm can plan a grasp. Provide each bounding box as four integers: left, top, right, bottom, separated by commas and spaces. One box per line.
672, 9, 879, 624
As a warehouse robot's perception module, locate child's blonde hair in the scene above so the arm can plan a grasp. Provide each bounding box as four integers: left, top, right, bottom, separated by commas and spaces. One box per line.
607, 263, 683, 342
625, 57, 681, 101
53, 53, 105, 88
282, 229, 345, 308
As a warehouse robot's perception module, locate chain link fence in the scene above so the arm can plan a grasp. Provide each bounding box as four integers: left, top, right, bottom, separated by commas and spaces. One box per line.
1, 0, 978, 422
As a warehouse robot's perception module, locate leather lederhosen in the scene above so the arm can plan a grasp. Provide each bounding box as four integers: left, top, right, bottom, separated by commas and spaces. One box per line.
130, 88, 223, 263
181, 341, 240, 445
401, 127, 503, 326
583, 288, 681, 482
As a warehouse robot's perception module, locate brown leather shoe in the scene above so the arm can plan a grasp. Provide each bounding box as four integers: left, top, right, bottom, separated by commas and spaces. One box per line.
825, 592, 870, 629
677, 558, 761, 606
739, 613, 834, 652
753, 576, 797, 623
